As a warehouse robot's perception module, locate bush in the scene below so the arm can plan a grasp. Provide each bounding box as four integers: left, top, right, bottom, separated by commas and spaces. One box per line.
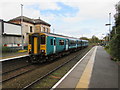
24, 46, 28, 50
104, 45, 109, 49
2, 47, 18, 53
109, 34, 120, 61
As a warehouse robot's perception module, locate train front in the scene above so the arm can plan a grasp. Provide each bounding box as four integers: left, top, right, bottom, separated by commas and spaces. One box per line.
28, 33, 46, 63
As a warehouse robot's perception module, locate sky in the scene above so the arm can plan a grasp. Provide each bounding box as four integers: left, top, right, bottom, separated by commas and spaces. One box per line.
0, 0, 119, 39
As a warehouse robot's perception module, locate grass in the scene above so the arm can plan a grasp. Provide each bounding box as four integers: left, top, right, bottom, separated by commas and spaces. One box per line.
34, 67, 69, 88
104, 46, 110, 54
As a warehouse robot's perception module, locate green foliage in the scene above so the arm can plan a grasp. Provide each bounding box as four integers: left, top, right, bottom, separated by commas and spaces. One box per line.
109, 2, 120, 61
105, 45, 109, 50
104, 45, 110, 54
89, 35, 101, 43
109, 34, 120, 61
115, 15, 120, 27
24, 46, 28, 50
80, 37, 89, 40
2, 47, 18, 53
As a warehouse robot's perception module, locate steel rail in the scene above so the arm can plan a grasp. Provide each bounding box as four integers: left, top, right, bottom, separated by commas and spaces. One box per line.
22, 48, 89, 89
1, 65, 38, 83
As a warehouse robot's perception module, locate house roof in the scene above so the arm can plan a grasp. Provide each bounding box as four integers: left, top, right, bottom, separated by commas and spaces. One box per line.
9, 16, 51, 26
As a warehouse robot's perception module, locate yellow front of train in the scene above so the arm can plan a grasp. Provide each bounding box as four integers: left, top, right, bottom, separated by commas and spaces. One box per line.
28, 33, 47, 63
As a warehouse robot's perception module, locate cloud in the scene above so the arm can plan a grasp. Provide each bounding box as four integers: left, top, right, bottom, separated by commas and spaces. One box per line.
38, 2, 61, 10
0, 0, 119, 39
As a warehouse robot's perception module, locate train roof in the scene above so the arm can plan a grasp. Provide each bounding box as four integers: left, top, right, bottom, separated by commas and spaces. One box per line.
42, 32, 81, 40
81, 40, 89, 42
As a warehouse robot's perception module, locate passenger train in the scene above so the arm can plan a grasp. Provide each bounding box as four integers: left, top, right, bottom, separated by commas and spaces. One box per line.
28, 32, 88, 63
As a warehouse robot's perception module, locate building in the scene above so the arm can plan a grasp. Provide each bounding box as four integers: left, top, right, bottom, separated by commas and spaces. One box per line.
9, 16, 51, 45
0, 19, 22, 47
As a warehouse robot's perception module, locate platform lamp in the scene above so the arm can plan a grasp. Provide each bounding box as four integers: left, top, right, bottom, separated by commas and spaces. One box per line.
53, 28, 55, 33
105, 13, 111, 42
21, 4, 24, 50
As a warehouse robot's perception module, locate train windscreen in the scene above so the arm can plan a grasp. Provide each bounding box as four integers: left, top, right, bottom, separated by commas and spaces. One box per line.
41, 35, 46, 44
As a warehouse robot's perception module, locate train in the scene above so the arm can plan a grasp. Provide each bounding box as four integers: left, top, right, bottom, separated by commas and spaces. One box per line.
28, 32, 89, 63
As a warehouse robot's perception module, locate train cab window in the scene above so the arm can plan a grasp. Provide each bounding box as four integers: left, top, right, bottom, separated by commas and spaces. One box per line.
50, 39, 53, 45
41, 35, 46, 44
59, 40, 64, 45
29, 35, 32, 44
30, 26, 32, 32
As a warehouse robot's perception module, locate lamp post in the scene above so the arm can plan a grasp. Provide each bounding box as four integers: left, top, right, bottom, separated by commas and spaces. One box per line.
105, 13, 111, 42
21, 4, 24, 50
53, 28, 55, 33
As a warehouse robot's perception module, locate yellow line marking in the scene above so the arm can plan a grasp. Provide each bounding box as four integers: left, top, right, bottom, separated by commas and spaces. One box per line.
2, 54, 28, 59
76, 46, 97, 88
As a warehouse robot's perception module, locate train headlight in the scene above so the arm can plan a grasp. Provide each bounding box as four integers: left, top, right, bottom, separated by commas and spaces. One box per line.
29, 49, 31, 52
41, 50, 45, 53
29, 49, 31, 54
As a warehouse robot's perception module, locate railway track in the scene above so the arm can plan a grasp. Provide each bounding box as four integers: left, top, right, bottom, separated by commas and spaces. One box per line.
2, 47, 91, 89
22, 56, 77, 89
22, 47, 91, 89
2, 64, 39, 83
2, 64, 30, 75
2, 56, 29, 74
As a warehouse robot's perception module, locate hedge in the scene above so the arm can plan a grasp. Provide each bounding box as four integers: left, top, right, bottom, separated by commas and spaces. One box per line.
2, 47, 18, 53
110, 34, 120, 61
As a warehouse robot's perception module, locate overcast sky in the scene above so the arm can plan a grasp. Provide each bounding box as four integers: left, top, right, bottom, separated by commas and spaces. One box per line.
0, 0, 119, 39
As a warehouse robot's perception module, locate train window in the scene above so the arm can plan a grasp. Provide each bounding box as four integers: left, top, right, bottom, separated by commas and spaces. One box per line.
41, 35, 46, 44
29, 35, 32, 44
78, 41, 82, 44
54, 39, 56, 45
30, 26, 32, 32
59, 40, 64, 45
51, 39, 53, 45
70, 40, 76, 45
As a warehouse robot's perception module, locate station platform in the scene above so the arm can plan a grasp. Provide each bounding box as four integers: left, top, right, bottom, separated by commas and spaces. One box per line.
1, 52, 28, 62
52, 46, 119, 89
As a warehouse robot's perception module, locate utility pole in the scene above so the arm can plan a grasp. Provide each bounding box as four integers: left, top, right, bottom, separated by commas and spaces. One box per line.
53, 28, 55, 33
21, 4, 24, 50
109, 13, 111, 41
105, 13, 111, 42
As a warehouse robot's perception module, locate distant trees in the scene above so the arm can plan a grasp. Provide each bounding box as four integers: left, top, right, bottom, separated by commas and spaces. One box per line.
80, 35, 102, 44
80, 37, 89, 40
89, 35, 101, 44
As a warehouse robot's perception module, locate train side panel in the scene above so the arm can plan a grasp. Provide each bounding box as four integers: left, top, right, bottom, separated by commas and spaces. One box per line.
46, 36, 54, 55
56, 37, 66, 53
68, 39, 77, 49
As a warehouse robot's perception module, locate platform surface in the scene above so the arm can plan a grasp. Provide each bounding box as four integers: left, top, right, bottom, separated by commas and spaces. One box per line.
1, 52, 28, 61
89, 46, 118, 88
52, 46, 119, 89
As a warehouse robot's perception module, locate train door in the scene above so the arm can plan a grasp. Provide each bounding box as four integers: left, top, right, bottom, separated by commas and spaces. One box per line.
31, 34, 40, 54
53, 38, 56, 53
66, 40, 68, 51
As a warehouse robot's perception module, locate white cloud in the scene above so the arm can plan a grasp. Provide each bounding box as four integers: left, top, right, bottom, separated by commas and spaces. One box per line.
0, 0, 119, 39
37, 2, 61, 10
62, 1, 118, 22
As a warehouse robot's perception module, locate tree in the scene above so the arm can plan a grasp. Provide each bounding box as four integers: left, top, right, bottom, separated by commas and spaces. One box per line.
90, 35, 99, 43
109, 1, 120, 60
110, 34, 120, 60
80, 37, 89, 40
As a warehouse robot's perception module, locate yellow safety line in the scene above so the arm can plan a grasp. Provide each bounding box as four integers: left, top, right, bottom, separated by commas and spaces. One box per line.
76, 46, 97, 88
2, 53, 28, 59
